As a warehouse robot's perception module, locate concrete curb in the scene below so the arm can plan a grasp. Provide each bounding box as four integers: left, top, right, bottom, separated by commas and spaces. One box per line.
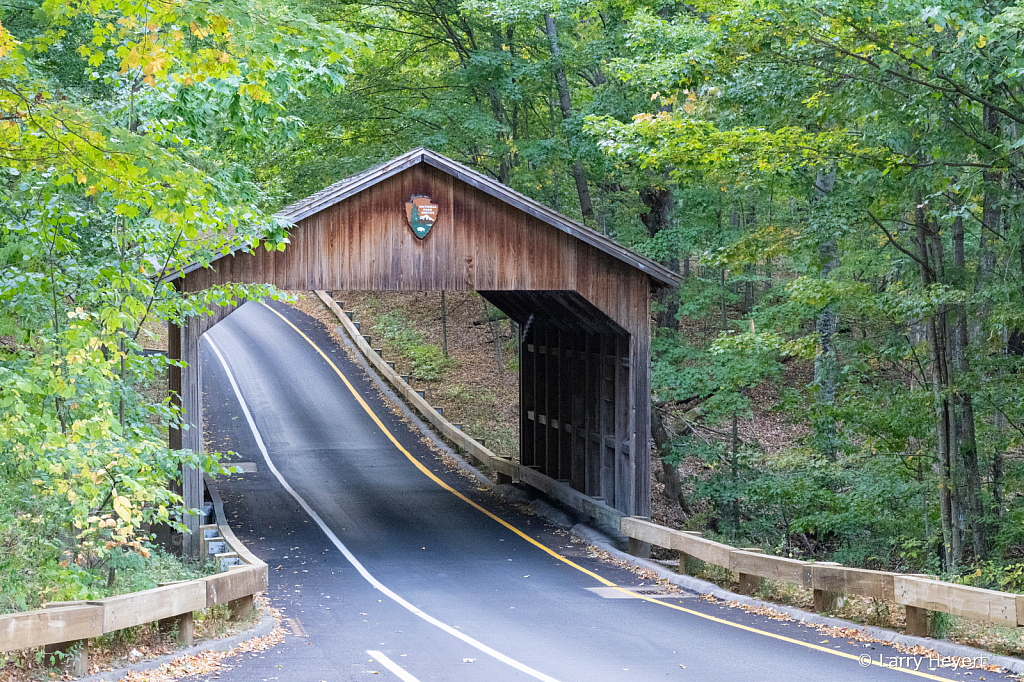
75, 608, 277, 682
571, 524, 1024, 674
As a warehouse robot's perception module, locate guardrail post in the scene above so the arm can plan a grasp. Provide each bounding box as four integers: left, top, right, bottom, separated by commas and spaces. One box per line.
495, 454, 513, 485
901, 574, 937, 637
155, 581, 196, 646
44, 638, 88, 676
905, 605, 932, 637
626, 517, 652, 559
737, 548, 764, 595
229, 594, 255, 621
42, 602, 89, 676
159, 612, 195, 647
812, 562, 843, 613
676, 531, 702, 575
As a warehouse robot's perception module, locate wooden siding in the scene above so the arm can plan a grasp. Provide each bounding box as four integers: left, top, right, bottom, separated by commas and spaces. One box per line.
183, 165, 650, 337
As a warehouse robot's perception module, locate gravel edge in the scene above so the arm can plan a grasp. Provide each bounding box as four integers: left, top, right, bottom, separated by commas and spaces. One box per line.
74, 608, 276, 682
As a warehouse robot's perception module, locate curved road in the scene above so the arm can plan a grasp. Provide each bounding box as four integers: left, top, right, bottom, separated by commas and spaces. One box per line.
197, 300, 1003, 682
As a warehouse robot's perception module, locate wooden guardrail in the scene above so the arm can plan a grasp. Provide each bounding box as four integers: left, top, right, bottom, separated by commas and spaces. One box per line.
0, 480, 268, 676
620, 516, 1022, 637
314, 290, 625, 531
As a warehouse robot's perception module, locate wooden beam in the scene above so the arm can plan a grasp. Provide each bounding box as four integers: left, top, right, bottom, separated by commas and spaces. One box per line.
630, 317, 652, 517
180, 315, 203, 557
614, 334, 632, 515
102, 582, 205, 633
0, 604, 103, 652
895, 576, 1018, 627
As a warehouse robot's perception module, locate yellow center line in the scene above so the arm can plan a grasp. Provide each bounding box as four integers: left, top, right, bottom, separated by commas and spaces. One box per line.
259, 301, 956, 681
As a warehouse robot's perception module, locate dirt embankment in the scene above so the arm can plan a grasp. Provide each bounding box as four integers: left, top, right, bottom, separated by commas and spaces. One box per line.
292, 290, 521, 461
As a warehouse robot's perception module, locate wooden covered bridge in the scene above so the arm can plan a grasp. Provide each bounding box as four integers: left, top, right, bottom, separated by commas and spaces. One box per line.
167, 148, 680, 555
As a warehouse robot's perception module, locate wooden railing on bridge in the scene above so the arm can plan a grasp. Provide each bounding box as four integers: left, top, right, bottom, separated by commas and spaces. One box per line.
621, 516, 1022, 637
0, 480, 268, 675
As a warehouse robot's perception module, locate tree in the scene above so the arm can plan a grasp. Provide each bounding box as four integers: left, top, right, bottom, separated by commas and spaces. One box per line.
0, 0, 359, 583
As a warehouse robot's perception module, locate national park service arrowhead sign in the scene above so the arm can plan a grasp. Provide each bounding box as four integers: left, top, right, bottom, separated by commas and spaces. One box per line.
406, 195, 438, 239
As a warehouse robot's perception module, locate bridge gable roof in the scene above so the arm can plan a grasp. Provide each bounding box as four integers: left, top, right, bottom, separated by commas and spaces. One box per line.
175, 148, 679, 287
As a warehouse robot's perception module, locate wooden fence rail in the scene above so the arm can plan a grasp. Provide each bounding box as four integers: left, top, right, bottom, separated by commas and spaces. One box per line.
620, 516, 1023, 637
0, 481, 268, 676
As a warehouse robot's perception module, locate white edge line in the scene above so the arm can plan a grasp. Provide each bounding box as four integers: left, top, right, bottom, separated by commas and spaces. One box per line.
367, 650, 421, 682
203, 332, 562, 682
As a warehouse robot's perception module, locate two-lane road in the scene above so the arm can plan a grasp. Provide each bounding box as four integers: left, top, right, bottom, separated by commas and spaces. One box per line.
197, 300, 1000, 682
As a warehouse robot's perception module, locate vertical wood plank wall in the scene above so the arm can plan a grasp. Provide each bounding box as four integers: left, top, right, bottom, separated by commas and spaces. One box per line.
178, 162, 656, 534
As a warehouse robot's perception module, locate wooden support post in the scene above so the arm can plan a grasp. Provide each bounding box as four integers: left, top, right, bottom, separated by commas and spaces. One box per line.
627, 516, 651, 559
229, 594, 255, 622
627, 537, 651, 559
812, 562, 843, 613
543, 328, 555, 478
599, 335, 615, 504
905, 605, 933, 637
614, 334, 632, 515
180, 315, 204, 557
629, 320, 652, 518
44, 639, 88, 676
570, 331, 586, 492
814, 588, 843, 614
678, 551, 698, 576
737, 548, 764, 595
584, 333, 599, 497
162, 315, 184, 555
519, 328, 535, 469
40, 602, 90, 676
159, 611, 195, 647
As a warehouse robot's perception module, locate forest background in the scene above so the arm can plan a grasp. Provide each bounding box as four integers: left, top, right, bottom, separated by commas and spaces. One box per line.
3, 0, 1024, 615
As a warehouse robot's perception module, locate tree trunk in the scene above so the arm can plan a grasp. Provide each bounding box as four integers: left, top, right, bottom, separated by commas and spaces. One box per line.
949, 215, 987, 560
652, 404, 691, 513
543, 13, 594, 223
731, 410, 740, 535
918, 200, 959, 571
640, 186, 679, 330
813, 169, 839, 461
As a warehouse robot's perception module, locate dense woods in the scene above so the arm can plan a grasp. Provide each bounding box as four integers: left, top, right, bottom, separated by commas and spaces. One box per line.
4, 0, 1024, 610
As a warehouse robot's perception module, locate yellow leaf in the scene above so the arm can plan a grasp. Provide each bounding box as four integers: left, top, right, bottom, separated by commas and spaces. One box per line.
113, 495, 131, 522
977, 34, 987, 48
934, 23, 944, 32
124, 48, 141, 70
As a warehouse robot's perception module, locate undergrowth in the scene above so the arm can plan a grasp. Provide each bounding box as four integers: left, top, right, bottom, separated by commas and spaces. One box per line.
0, 472, 214, 615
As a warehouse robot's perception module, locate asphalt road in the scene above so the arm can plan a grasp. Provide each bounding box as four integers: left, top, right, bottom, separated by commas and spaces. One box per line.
196, 299, 1008, 682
